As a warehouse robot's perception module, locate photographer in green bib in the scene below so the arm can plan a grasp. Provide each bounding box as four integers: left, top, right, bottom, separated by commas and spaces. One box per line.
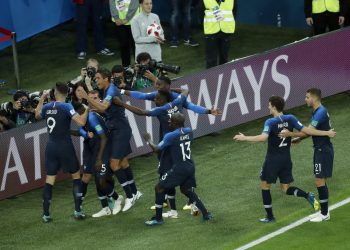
110, 0, 141, 67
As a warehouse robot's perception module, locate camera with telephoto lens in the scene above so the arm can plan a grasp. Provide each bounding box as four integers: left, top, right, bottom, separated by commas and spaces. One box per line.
138, 59, 180, 77
86, 66, 97, 78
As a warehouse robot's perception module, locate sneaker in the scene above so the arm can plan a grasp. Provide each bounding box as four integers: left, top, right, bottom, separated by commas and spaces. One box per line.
170, 40, 179, 48
162, 210, 178, 219
134, 191, 143, 200
191, 204, 200, 216
74, 210, 86, 220
310, 212, 330, 222
122, 197, 135, 212
203, 212, 214, 221
307, 192, 320, 211
150, 202, 168, 210
42, 215, 52, 223
112, 195, 124, 215
184, 39, 199, 47
259, 217, 276, 223
77, 51, 86, 60
97, 48, 114, 56
92, 207, 111, 218
183, 203, 192, 210
145, 218, 164, 226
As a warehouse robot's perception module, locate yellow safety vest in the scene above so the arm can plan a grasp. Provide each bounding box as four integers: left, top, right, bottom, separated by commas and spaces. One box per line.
312, 0, 340, 14
111, 0, 140, 25
203, 0, 235, 35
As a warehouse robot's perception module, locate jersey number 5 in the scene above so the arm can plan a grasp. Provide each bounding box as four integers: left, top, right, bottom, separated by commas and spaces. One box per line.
47, 117, 56, 134
180, 141, 191, 161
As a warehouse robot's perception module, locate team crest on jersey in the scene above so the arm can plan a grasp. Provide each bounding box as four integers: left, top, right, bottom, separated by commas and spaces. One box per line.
263, 126, 269, 132
70, 109, 76, 116
311, 120, 318, 127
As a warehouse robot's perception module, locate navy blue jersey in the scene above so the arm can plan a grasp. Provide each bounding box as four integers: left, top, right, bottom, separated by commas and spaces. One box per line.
129, 90, 209, 114
310, 105, 332, 147
148, 94, 186, 139
80, 111, 107, 142
103, 84, 131, 130
262, 114, 304, 156
41, 102, 77, 141
158, 127, 194, 168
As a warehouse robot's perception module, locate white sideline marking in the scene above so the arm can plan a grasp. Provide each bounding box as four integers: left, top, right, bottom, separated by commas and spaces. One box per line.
235, 197, 350, 250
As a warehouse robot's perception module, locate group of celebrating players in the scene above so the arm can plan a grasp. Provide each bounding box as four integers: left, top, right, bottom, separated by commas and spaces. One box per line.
35, 67, 335, 225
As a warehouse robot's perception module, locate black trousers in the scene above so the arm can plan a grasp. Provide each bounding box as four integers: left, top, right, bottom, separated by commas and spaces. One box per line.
205, 31, 232, 69
115, 25, 135, 67
312, 11, 340, 35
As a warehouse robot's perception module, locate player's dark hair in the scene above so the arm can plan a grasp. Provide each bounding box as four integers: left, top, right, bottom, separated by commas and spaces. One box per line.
139, 0, 149, 4
136, 52, 152, 64
269, 96, 285, 112
89, 89, 100, 97
171, 113, 185, 127
157, 90, 172, 103
55, 82, 69, 96
158, 75, 171, 86
306, 88, 322, 100
97, 68, 112, 82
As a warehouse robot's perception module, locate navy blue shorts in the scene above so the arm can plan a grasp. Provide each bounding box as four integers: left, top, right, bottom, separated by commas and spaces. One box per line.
313, 144, 334, 178
260, 155, 294, 184
45, 140, 80, 176
159, 165, 197, 190
158, 148, 173, 174
82, 139, 100, 174
106, 128, 132, 160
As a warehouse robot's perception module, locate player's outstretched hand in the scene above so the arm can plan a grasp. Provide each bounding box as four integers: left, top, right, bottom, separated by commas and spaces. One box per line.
233, 132, 245, 141
143, 133, 151, 142
211, 107, 222, 116
41, 89, 50, 99
279, 129, 291, 138
328, 129, 336, 138
291, 137, 301, 145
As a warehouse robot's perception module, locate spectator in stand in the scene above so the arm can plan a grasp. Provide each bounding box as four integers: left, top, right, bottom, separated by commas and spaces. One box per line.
133, 52, 160, 90
170, 0, 199, 48
304, 0, 345, 35
74, 0, 114, 59
131, 0, 164, 62
1, 90, 36, 127
111, 65, 133, 90
109, 0, 141, 67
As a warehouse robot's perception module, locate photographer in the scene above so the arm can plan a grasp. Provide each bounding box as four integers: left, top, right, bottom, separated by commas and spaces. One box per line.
1, 90, 36, 127
133, 52, 160, 90
71, 58, 99, 91
111, 65, 133, 90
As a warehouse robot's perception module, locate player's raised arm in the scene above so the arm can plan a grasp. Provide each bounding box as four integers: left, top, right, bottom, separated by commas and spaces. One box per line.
72, 105, 89, 126
120, 89, 157, 101
35, 90, 49, 120
113, 96, 149, 116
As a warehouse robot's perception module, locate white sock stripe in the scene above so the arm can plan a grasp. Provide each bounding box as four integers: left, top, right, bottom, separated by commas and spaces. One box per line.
98, 196, 107, 200
120, 182, 128, 187
127, 180, 135, 184
155, 204, 163, 208
294, 190, 298, 197
108, 191, 115, 197
264, 205, 272, 208
167, 195, 175, 199
319, 199, 328, 203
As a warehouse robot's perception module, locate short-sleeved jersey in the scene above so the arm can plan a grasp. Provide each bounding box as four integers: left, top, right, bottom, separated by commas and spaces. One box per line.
41, 102, 77, 141
80, 111, 107, 142
103, 84, 131, 130
310, 105, 332, 147
158, 127, 194, 168
148, 94, 186, 139
262, 114, 304, 156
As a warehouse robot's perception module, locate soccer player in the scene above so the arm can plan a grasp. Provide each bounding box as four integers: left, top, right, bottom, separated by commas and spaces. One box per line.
121, 76, 221, 211
80, 68, 141, 212
35, 83, 89, 223
72, 91, 123, 218
114, 89, 188, 218
143, 113, 213, 226
233, 96, 335, 223
280, 88, 335, 222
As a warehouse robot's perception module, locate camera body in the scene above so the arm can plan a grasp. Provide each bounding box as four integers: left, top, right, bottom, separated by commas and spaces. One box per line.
86, 66, 97, 78
137, 59, 180, 77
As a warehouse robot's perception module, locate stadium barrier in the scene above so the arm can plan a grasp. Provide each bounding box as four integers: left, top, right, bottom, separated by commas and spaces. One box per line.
1, 28, 349, 200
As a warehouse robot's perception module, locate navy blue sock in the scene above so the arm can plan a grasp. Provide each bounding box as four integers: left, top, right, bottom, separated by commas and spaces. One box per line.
317, 185, 329, 215
104, 181, 119, 200
155, 190, 165, 221
262, 189, 274, 219
182, 187, 208, 217
81, 181, 88, 200
123, 167, 137, 195
42, 183, 53, 216
286, 186, 308, 198
114, 169, 133, 199
167, 188, 176, 210
72, 179, 83, 212
97, 188, 108, 208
